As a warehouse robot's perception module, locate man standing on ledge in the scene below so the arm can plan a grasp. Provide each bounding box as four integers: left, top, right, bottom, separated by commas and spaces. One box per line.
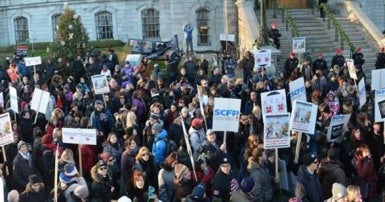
184, 23, 194, 54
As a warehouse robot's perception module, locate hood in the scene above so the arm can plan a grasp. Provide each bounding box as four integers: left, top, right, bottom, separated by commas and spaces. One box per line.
321, 160, 343, 173
188, 127, 204, 135
154, 129, 168, 141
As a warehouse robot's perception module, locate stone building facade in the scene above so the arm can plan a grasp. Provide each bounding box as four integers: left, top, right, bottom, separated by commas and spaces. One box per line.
0, 0, 239, 52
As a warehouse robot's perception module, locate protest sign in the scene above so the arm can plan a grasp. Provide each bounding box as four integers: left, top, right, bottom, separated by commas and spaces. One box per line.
212, 98, 241, 132
62, 128, 97, 145
9, 86, 18, 113
0, 112, 14, 146
254, 49, 272, 68
92, 74, 110, 95
219, 34, 235, 42
263, 113, 291, 149
289, 100, 318, 134
125, 54, 142, 67
357, 78, 366, 109
327, 114, 350, 142
261, 89, 287, 119
30, 88, 50, 114
371, 69, 385, 91
289, 77, 306, 106
24, 56, 42, 66
375, 89, 385, 122
292, 37, 306, 53
346, 59, 357, 80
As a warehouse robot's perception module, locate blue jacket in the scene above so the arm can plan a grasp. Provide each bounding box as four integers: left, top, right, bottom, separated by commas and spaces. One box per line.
152, 129, 168, 166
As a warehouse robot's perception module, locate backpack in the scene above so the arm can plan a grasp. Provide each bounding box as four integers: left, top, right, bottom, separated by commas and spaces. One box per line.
160, 137, 178, 156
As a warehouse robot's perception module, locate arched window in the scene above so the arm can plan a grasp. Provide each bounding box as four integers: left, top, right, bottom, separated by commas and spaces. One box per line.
196, 8, 210, 46
14, 17, 29, 44
95, 11, 113, 40
141, 8, 160, 40
52, 14, 61, 41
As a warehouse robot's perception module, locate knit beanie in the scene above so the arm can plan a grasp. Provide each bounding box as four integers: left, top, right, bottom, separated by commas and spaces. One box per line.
174, 163, 189, 181
332, 183, 347, 200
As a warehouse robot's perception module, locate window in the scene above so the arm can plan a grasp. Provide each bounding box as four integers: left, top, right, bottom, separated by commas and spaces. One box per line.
95, 11, 113, 40
141, 8, 160, 40
14, 17, 29, 44
196, 8, 210, 46
52, 14, 61, 41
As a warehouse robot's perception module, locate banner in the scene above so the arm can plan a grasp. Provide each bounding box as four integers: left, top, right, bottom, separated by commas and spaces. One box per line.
129, 35, 179, 59
375, 89, 385, 122
24, 56, 42, 66
30, 88, 50, 114
371, 69, 385, 90
261, 89, 287, 119
212, 98, 241, 132
263, 113, 291, 149
0, 112, 14, 146
346, 59, 357, 80
219, 34, 235, 42
289, 77, 306, 106
292, 37, 306, 53
254, 49, 272, 68
92, 74, 110, 95
9, 86, 18, 113
62, 128, 97, 145
327, 114, 350, 142
289, 100, 318, 134
358, 78, 366, 109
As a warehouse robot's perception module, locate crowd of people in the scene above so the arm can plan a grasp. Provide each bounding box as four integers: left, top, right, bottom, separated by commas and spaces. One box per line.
0, 37, 385, 202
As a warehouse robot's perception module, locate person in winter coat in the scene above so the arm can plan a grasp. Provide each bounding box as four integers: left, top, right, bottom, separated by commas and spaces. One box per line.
90, 161, 115, 202
173, 162, 195, 200
189, 118, 206, 159
354, 144, 377, 200
324, 183, 348, 202
19, 174, 46, 202
151, 123, 168, 166
295, 153, 323, 202
268, 23, 282, 49
375, 46, 385, 69
230, 177, 255, 202
158, 152, 177, 202
195, 156, 215, 198
120, 138, 139, 195
13, 141, 35, 192
133, 146, 158, 191
313, 52, 328, 77
238, 51, 254, 84
102, 132, 123, 174
127, 171, 150, 201
58, 164, 88, 202
318, 148, 348, 200
91, 100, 116, 141
283, 51, 299, 79
211, 154, 239, 201
247, 148, 275, 202
331, 48, 346, 69
199, 129, 226, 173
325, 91, 340, 115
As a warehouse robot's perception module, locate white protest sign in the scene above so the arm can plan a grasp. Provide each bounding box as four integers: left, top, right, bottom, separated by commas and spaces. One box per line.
358, 78, 366, 109
346, 59, 357, 80
125, 54, 142, 67
292, 37, 306, 53
9, 86, 18, 113
263, 113, 291, 149
92, 74, 110, 95
30, 88, 50, 114
289, 100, 318, 134
254, 49, 272, 68
289, 77, 306, 106
375, 89, 385, 122
212, 98, 241, 132
0, 112, 14, 146
327, 114, 350, 142
24, 56, 42, 66
261, 89, 287, 120
371, 69, 385, 90
62, 128, 97, 145
219, 34, 235, 42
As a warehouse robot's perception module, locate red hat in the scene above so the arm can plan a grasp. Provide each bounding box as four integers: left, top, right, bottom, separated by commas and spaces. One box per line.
317, 52, 323, 57
191, 118, 203, 128
21, 101, 28, 109
99, 152, 112, 163
381, 47, 385, 52
290, 51, 295, 56
336, 48, 342, 53
271, 22, 277, 27
356, 47, 361, 51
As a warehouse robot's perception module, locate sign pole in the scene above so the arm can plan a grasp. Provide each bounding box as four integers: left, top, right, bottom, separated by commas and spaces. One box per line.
1, 146, 9, 175
78, 144, 83, 176
275, 148, 279, 179
181, 115, 197, 180
294, 132, 302, 164
54, 144, 59, 202
223, 131, 227, 144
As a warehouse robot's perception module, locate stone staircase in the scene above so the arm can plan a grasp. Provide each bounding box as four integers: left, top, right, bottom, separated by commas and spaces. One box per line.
264, 8, 378, 82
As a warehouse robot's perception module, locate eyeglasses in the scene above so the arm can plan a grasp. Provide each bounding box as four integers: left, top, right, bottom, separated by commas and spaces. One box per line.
142, 153, 150, 157
108, 158, 114, 162
99, 167, 107, 171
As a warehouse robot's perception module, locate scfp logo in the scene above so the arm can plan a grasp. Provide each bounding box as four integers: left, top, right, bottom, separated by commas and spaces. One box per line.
290, 87, 305, 97
214, 109, 240, 116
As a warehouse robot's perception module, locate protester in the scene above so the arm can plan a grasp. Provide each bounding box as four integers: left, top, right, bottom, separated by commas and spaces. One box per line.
295, 154, 323, 202
211, 154, 239, 201
19, 174, 46, 202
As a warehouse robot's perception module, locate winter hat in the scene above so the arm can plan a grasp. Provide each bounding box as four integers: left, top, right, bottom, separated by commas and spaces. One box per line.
60, 149, 75, 165
28, 174, 41, 184
332, 183, 348, 200
356, 47, 361, 51
41, 134, 53, 144
94, 100, 103, 106
219, 154, 230, 165
191, 118, 203, 128
118, 196, 132, 202
240, 177, 255, 193
265, 149, 275, 158
206, 129, 215, 136
290, 51, 295, 56
59, 172, 72, 184
17, 140, 28, 150
152, 123, 162, 133
302, 153, 318, 166
336, 48, 342, 53
21, 101, 28, 109
174, 163, 189, 180
64, 163, 78, 177
190, 183, 206, 200
74, 185, 89, 199
317, 52, 323, 57
99, 152, 112, 163
7, 190, 19, 202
